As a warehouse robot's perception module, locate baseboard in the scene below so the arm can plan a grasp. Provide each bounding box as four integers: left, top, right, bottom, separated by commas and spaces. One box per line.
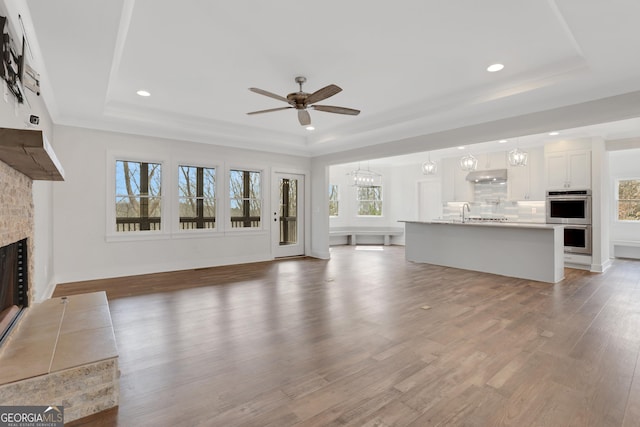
591, 258, 613, 273
309, 250, 330, 260
37, 279, 58, 302
54, 254, 273, 285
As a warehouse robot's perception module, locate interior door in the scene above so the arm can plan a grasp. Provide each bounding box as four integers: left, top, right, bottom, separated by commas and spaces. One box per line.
272, 173, 304, 257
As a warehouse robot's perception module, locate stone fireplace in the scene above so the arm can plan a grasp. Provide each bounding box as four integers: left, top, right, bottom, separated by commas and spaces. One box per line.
0, 129, 118, 423
0, 159, 34, 343
0, 238, 29, 344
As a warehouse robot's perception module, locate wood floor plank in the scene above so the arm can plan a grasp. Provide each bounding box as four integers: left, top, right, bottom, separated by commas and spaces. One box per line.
58, 247, 640, 427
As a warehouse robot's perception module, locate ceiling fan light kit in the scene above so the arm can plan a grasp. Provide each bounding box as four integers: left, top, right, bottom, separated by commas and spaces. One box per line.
247, 76, 360, 126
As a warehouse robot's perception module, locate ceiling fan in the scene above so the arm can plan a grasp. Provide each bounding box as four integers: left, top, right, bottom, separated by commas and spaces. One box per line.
247, 76, 360, 126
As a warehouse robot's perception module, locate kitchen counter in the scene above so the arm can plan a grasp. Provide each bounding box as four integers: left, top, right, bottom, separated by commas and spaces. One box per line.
408, 219, 557, 229
400, 220, 565, 283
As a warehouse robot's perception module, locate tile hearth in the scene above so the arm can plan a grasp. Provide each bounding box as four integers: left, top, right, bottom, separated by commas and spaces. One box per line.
0, 291, 119, 422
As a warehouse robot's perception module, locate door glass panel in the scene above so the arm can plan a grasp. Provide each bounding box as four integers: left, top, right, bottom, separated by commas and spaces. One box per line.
279, 178, 298, 246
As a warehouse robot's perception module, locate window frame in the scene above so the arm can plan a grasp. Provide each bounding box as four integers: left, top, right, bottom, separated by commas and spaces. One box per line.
329, 184, 340, 217
615, 177, 640, 223
226, 166, 265, 232
175, 163, 219, 234
356, 185, 383, 217
107, 153, 168, 242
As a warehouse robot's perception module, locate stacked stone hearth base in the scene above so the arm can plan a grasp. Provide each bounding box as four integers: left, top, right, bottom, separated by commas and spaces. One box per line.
0, 292, 119, 423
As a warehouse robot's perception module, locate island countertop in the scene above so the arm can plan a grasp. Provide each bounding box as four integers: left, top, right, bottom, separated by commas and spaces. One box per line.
400, 219, 562, 230
401, 220, 565, 283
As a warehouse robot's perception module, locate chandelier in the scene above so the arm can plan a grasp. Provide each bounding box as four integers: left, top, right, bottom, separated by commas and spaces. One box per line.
508, 147, 528, 167
459, 154, 478, 171
348, 163, 382, 187
421, 154, 437, 175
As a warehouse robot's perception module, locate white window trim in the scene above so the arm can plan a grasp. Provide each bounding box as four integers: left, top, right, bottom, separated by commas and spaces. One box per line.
614, 177, 640, 223
172, 158, 223, 236
225, 164, 267, 233
106, 152, 170, 242
329, 184, 340, 218
356, 185, 384, 218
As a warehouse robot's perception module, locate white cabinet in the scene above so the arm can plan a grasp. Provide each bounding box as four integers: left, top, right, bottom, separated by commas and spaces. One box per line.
545, 150, 591, 190
508, 147, 544, 200
442, 157, 473, 202
476, 151, 507, 170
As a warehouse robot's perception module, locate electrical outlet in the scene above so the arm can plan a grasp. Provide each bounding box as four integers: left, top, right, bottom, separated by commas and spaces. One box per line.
532, 207, 537, 214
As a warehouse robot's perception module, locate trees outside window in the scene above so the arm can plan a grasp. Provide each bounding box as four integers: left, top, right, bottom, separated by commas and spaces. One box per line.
357, 186, 382, 216
617, 179, 640, 221
329, 184, 339, 217
115, 160, 162, 231
229, 169, 261, 228
179, 165, 216, 229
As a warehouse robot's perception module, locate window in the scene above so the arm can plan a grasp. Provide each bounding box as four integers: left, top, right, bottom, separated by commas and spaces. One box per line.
357, 186, 382, 216
617, 179, 640, 221
329, 184, 339, 217
178, 165, 216, 230
115, 160, 162, 231
229, 169, 261, 228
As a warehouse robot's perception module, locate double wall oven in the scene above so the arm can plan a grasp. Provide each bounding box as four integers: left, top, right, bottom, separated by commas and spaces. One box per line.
546, 190, 592, 255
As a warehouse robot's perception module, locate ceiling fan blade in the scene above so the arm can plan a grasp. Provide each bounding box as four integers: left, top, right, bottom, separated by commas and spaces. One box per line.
249, 87, 290, 104
298, 109, 311, 126
305, 84, 342, 105
312, 105, 360, 115
247, 106, 293, 115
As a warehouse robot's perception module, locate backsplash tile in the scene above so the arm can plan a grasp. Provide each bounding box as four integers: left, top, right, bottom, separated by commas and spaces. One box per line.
442, 182, 546, 223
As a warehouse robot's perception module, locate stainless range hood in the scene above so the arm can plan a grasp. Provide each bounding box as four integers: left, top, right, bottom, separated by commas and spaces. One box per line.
465, 168, 507, 183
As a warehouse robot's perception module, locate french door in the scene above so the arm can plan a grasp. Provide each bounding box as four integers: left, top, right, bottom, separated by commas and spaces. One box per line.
271, 173, 305, 257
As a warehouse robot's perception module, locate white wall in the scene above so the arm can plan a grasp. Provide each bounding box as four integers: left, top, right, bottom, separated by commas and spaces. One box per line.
609, 148, 640, 255
329, 164, 392, 227
328, 162, 428, 245
0, 3, 57, 302
52, 125, 311, 284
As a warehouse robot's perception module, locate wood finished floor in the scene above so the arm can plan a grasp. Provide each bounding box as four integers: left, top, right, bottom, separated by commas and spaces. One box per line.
55, 246, 640, 427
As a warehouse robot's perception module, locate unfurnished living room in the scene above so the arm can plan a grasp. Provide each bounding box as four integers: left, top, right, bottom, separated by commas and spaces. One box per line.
1, 1, 640, 426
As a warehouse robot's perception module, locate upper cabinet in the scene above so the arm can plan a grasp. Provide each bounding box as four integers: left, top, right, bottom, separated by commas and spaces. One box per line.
508, 146, 544, 200
442, 157, 473, 202
545, 149, 591, 190
475, 151, 507, 170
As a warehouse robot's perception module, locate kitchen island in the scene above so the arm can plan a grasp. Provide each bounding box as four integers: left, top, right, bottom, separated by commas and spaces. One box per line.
401, 220, 565, 283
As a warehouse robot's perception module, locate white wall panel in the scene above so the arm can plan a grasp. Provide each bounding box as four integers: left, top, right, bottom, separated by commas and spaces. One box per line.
52, 126, 310, 283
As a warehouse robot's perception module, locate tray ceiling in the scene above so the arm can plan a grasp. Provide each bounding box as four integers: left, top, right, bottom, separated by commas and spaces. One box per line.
17, 0, 640, 157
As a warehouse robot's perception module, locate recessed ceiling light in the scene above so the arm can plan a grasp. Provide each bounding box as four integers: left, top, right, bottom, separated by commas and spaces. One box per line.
136, 90, 151, 97
306, 126, 315, 131
487, 63, 504, 72
458, 146, 465, 150
498, 140, 508, 143
548, 131, 559, 136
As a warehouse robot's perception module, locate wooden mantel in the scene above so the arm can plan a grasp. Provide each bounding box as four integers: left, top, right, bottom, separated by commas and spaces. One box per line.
0, 128, 64, 181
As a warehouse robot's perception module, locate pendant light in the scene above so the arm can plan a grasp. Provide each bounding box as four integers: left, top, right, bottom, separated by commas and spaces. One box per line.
348, 162, 382, 187
421, 153, 437, 175
459, 153, 478, 171
508, 139, 528, 167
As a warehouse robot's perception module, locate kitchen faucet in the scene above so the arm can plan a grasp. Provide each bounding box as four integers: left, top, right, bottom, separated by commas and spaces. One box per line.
461, 203, 471, 223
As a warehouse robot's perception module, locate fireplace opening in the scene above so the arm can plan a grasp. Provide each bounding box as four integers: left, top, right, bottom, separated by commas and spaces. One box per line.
0, 238, 28, 346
